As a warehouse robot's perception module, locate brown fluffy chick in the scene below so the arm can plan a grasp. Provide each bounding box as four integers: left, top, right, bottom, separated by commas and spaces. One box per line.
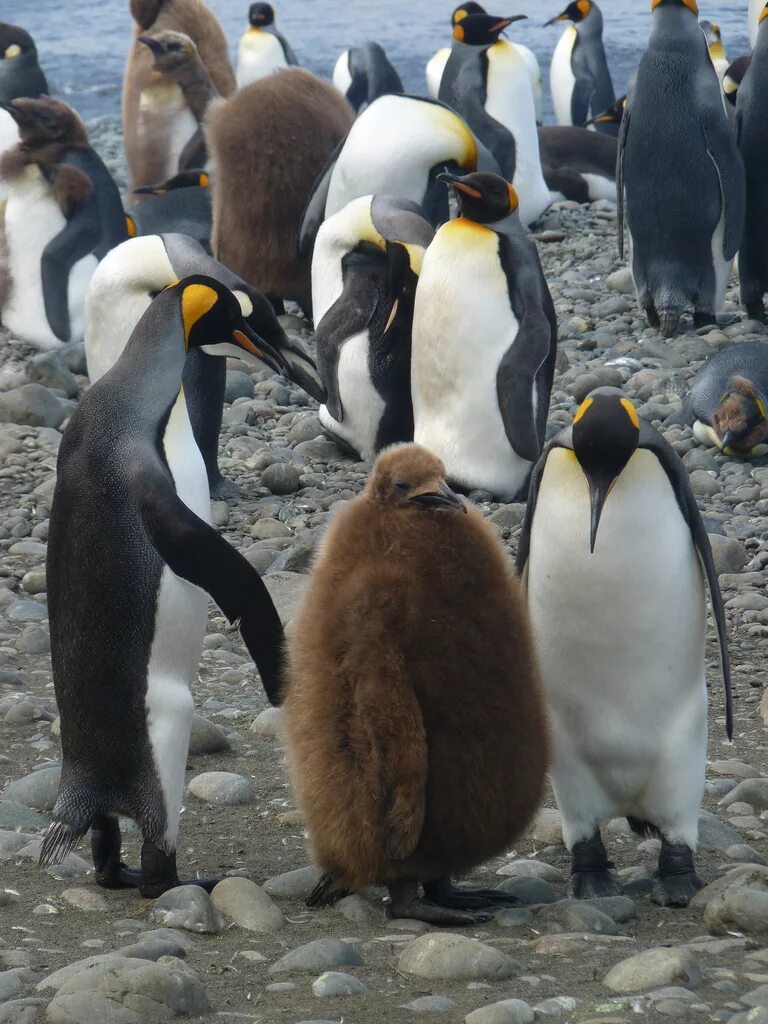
283, 443, 550, 925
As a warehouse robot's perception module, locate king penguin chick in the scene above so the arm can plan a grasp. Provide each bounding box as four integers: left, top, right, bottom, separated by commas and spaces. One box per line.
736, 6, 768, 323
41, 276, 288, 896
0, 23, 49, 202
123, 0, 235, 195
236, 2, 298, 88
411, 171, 557, 501
618, 0, 745, 338
85, 232, 323, 497
0, 97, 127, 349
332, 42, 403, 113
312, 195, 434, 461
545, 1, 617, 135
518, 388, 733, 908
438, 9, 552, 226
284, 443, 549, 925
700, 20, 729, 82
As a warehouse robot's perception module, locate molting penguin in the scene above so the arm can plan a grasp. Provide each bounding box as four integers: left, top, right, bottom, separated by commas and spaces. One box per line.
40, 276, 288, 896
206, 68, 354, 316
123, 0, 235, 195
85, 232, 322, 496
236, 2, 298, 88
411, 172, 557, 500
538, 125, 617, 203
284, 443, 549, 925
682, 342, 768, 457
312, 195, 434, 462
438, 10, 552, 226
0, 23, 49, 200
127, 169, 213, 252
700, 20, 729, 81
736, 7, 768, 322
518, 388, 732, 908
332, 42, 403, 113
0, 97, 127, 350
618, 0, 745, 337
545, 1, 617, 136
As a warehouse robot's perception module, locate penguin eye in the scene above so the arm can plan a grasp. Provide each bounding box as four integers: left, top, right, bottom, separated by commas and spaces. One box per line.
394, 480, 410, 495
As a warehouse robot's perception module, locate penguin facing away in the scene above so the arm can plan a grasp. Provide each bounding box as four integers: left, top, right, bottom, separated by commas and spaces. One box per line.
84, 232, 323, 497
518, 388, 733, 908
127, 170, 213, 253
284, 443, 549, 925
0, 97, 127, 350
312, 195, 434, 462
736, 6, 768, 322
332, 42, 403, 113
237, 2, 298, 88
411, 171, 557, 501
683, 342, 768, 457
545, 1, 617, 136
700, 20, 729, 82
41, 276, 288, 897
618, 0, 745, 337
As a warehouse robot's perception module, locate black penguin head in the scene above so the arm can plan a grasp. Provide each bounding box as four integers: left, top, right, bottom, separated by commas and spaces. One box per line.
451, 2, 487, 26
438, 170, 518, 224
545, 1, 592, 27
368, 444, 466, 514
138, 30, 197, 74
0, 23, 36, 60
723, 56, 750, 106
713, 377, 768, 456
587, 95, 626, 126
571, 388, 641, 553
453, 12, 526, 44
650, 0, 699, 16
133, 169, 210, 196
249, 2, 275, 27
1, 96, 86, 146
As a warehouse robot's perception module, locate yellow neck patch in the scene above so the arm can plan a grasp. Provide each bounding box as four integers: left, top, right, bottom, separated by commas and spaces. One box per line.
182, 284, 218, 345
125, 214, 137, 238
761, 3, 768, 23
620, 398, 640, 428
709, 41, 725, 60
577, 0, 591, 16
573, 396, 593, 423
652, 0, 698, 11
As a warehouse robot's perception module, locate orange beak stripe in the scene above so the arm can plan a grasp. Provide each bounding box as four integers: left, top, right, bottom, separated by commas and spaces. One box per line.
451, 181, 483, 198
233, 328, 262, 358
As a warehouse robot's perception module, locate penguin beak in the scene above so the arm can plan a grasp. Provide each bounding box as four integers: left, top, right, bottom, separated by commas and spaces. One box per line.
231, 322, 292, 376
138, 35, 166, 57
544, 11, 570, 25
277, 346, 327, 403
586, 474, 617, 554
409, 481, 467, 512
490, 15, 527, 31
133, 184, 165, 195
437, 171, 482, 198
586, 111, 613, 125
720, 429, 736, 452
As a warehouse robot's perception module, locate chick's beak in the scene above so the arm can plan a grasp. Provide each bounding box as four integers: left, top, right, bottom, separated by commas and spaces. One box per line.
138, 35, 165, 57
410, 481, 467, 512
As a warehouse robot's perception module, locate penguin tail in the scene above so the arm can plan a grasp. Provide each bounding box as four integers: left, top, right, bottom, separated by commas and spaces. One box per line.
306, 871, 349, 908
626, 817, 662, 840
39, 820, 86, 867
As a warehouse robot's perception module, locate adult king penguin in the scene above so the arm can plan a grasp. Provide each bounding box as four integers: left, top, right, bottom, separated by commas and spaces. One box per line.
236, 2, 298, 88
438, 9, 552, 227
518, 389, 733, 908
412, 172, 557, 500
736, 4, 768, 322
41, 276, 288, 896
701, 20, 729, 82
85, 232, 323, 496
0, 23, 48, 201
546, 1, 617, 136
332, 43, 403, 113
618, 0, 745, 338
127, 170, 213, 253
751, 0, 763, 47
312, 195, 434, 461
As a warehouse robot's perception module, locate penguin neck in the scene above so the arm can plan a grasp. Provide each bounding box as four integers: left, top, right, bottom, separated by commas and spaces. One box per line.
171, 60, 220, 120
754, 24, 768, 59
652, 8, 701, 45
109, 308, 189, 422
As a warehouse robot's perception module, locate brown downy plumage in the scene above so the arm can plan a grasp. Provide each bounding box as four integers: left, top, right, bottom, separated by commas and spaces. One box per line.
123, 0, 235, 194
714, 375, 768, 454
138, 31, 218, 121
206, 69, 353, 316
283, 444, 550, 925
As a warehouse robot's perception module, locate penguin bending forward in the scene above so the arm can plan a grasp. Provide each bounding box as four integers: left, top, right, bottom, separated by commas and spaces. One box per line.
41, 276, 288, 896
332, 42, 403, 113
412, 172, 557, 501
237, 2, 298, 88
518, 388, 733, 908
284, 443, 549, 925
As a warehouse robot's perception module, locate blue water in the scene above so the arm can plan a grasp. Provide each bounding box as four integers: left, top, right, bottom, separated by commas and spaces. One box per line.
1, 0, 753, 127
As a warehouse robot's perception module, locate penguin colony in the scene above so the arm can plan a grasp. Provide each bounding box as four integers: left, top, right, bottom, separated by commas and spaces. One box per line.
1, 0, 765, 922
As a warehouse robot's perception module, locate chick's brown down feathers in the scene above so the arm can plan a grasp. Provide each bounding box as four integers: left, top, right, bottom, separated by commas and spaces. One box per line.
284, 444, 550, 892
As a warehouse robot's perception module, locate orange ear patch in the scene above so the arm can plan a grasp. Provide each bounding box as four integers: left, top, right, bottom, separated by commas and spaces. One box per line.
573, 396, 593, 423
620, 398, 640, 429
182, 283, 218, 344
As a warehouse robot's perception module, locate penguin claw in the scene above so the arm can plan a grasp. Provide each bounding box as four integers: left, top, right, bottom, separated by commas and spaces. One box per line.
570, 870, 625, 900
659, 313, 681, 338
423, 881, 523, 911
650, 871, 703, 908
95, 863, 143, 890
388, 897, 493, 926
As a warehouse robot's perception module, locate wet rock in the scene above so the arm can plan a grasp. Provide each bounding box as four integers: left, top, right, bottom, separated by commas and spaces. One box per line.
465, 999, 535, 1024
311, 971, 367, 997
3, 766, 60, 811
149, 886, 223, 934
398, 933, 518, 982
603, 948, 702, 993
211, 878, 285, 933
188, 714, 230, 755
269, 939, 363, 975
186, 771, 252, 805
0, 385, 66, 429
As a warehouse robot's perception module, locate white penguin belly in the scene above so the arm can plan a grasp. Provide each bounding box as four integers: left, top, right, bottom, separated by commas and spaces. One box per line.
583, 173, 617, 203
3, 164, 95, 349
551, 27, 577, 127
0, 110, 19, 202
332, 50, 353, 97
426, 48, 450, 99
512, 44, 543, 123
709, 195, 730, 314
318, 329, 385, 462
526, 448, 707, 849
237, 30, 287, 87
145, 392, 211, 849
412, 222, 531, 498
485, 43, 550, 226
138, 84, 198, 183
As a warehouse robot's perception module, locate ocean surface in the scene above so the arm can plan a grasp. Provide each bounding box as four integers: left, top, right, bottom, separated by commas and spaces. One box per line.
2, 0, 753, 167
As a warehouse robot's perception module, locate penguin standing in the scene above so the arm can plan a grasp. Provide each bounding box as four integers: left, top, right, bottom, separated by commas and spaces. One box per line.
123, 0, 235, 195
546, 1, 617, 136
127, 170, 213, 253
40, 276, 288, 896
618, 0, 745, 337
751, 0, 763, 47
0, 97, 127, 349
438, 10, 552, 227
736, 7, 768, 322
700, 20, 729, 82
85, 233, 323, 496
312, 195, 434, 461
0, 24, 48, 201
284, 443, 549, 925
236, 2, 298, 88
518, 389, 732, 907
411, 172, 557, 500
332, 43, 403, 113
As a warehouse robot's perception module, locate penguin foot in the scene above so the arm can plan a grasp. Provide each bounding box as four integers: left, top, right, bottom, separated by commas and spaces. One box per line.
388, 881, 493, 926
651, 841, 702, 908
693, 312, 716, 329
137, 841, 221, 898
92, 816, 143, 889
645, 307, 660, 328
659, 312, 681, 338
570, 870, 625, 899
209, 475, 238, 500
423, 879, 522, 911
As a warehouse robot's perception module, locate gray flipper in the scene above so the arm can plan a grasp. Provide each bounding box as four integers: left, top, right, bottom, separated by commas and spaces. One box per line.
275, 29, 298, 65
298, 137, 346, 262
702, 113, 746, 260
41, 193, 101, 343
617, 104, 630, 259
139, 464, 286, 705
569, 69, 596, 129
542, 165, 590, 204
516, 435, 570, 575
178, 126, 208, 174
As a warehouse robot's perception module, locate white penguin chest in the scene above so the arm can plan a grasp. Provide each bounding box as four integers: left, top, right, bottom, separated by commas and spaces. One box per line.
319, 328, 385, 463
332, 50, 353, 97
551, 27, 577, 127
138, 83, 198, 178
237, 30, 287, 87
426, 48, 450, 99
0, 110, 19, 201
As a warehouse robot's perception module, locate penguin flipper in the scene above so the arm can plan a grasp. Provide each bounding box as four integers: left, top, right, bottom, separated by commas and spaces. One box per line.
140, 469, 286, 705
40, 194, 101, 343
496, 313, 553, 464
617, 105, 630, 259
570, 74, 596, 130
515, 437, 568, 576
178, 127, 208, 174
276, 31, 299, 66
639, 424, 734, 740
702, 114, 746, 261
298, 137, 346, 263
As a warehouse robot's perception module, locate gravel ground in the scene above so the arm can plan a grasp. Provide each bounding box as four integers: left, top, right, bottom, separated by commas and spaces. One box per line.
2, 200, 768, 1024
